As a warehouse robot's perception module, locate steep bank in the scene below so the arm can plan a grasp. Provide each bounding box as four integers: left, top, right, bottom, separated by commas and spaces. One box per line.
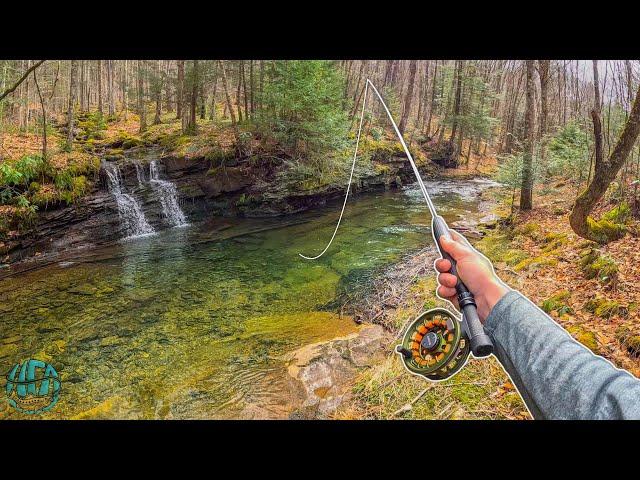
2, 144, 424, 270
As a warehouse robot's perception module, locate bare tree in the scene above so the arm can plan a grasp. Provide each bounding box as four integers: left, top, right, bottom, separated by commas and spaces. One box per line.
399, 60, 417, 134
569, 72, 640, 242
66, 60, 78, 150
137, 60, 146, 133
520, 60, 536, 211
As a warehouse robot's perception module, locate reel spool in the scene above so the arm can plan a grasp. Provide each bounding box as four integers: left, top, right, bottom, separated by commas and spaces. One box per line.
395, 308, 470, 381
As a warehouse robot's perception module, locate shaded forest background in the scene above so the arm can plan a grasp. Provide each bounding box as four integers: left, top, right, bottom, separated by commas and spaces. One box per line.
1, 59, 640, 251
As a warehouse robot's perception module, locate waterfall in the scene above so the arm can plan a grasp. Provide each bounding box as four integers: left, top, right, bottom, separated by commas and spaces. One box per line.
149, 160, 188, 227
103, 163, 155, 238
134, 161, 146, 185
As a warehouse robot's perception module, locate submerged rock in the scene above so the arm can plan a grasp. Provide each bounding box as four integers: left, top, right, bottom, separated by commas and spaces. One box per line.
284, 324, 390, 419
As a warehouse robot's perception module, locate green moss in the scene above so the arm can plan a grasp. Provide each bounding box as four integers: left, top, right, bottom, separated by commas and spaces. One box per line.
567, 325, 599, 353
475, 231, 526, 265
540, 290, 572, 315
585, 296, 626, 319
514, 221, 541, 238
76, 112, 107, 142
615, 324, 640, 357
541, 232, 568, 253
514, 252, 559, 272
579, 248, 618, 283
374, 163, 392, 175
111, 131, 144, 150
601, 201, 631, 224
586, 216, 626, 244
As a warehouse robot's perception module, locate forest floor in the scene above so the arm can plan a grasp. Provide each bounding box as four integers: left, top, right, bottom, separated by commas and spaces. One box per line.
335, 153, 640, 420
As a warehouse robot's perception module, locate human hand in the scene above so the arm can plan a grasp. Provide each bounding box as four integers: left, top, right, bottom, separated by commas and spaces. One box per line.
434, 230, 510, 323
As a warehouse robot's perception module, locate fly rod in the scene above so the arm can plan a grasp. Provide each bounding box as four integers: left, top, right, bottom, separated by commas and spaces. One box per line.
300, 79, 493, 359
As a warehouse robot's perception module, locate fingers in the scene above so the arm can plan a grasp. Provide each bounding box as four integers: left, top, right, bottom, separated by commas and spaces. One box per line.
439, 233, 473, 261
437, 285, 457, 298
435, 258, 451, 273
438, 272, 458, 288
450, 230, 473, 248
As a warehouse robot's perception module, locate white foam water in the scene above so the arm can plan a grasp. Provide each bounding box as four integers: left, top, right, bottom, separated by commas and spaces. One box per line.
103, 163, 155, 238
149, 160, 188, 227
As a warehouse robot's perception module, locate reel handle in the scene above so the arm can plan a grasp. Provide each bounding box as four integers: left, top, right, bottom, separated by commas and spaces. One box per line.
432, 216, 494, 358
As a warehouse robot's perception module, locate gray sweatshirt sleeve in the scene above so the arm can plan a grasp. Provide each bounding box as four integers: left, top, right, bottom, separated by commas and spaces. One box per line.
483, 290, 640, 420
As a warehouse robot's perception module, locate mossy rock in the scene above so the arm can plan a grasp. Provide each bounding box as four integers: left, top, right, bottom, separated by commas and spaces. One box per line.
541, 232, 568, 253
567, 325, 599, 353
540, 290, 572, 315
475, 231, 526, 265
513, 222, 541, 239
122, 137, 144, 149
110, 131, 144, 150
602, 201, 631, 224
586, 216, 626, 244
579, 248, 618, 283
585, 296, 626, 319
615, 324, 640, 357
513, 252, 558, 272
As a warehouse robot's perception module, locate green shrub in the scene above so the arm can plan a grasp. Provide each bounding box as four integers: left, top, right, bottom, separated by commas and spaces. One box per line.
546, 121, 590, 182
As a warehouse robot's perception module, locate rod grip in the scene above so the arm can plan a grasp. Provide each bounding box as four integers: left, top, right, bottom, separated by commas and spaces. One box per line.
432, 216, 493, 357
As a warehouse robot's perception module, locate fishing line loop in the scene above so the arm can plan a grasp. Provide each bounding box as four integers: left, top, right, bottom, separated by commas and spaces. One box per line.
299, 79, 436, 260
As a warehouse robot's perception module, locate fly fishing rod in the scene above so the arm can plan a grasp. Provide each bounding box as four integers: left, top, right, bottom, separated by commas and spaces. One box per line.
300, 79, 493, 380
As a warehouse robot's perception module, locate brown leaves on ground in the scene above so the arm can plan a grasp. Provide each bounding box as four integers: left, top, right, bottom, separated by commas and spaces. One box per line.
484, 181, 640, 378
0, 132, 43, 161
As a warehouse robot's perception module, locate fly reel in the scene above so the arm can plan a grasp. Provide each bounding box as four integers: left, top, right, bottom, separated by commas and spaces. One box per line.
395, 308, 470, 381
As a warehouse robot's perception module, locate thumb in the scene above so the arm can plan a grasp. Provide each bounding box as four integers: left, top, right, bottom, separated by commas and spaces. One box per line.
439, 234, 472, 261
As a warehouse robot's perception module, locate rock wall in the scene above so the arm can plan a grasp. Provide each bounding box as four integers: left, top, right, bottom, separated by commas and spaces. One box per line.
3, 151, 421, 268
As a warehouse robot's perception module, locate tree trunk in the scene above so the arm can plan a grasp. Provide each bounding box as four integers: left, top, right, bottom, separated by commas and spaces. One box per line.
236, 62, 243, 123
189, 60, 198, 133
123, 60, 128, 120
217, 60, 240, 148
538, 60, 551, 176
176, 60, 184, 120
519, 60, 536, 211
209, 65, 218, 120
97, 60, 103, 115
107, 60, 116, 116
399, 60, 417, 134
33, 69, 47, 160
154, 60, 162, 125
426, 60, 438, 136
568, 73, 640, 242
137, 60, 146, 133
450, 60, 464, 143
66, 60, 78, 149
80, 60, 87, 112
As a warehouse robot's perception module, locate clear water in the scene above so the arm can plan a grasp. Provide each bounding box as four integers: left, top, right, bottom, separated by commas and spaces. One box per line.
0, 179, 495, 419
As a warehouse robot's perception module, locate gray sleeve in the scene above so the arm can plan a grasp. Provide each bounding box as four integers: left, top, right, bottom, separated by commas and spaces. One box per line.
483, 290, 640, 420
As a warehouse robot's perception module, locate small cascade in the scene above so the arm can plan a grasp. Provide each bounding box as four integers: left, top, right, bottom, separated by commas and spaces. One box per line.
149, 160, 188, 227
103, 162, 155, 238
134, 161, 146, 185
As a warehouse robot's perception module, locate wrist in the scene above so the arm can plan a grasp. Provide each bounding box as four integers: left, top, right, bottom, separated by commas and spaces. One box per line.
483, 280, 510, 314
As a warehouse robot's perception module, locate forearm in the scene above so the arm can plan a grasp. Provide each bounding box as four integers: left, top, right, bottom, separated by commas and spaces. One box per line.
484, 290, 640, 420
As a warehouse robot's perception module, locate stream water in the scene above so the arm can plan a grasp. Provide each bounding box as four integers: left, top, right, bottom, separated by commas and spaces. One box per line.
0, 179, 497, 419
